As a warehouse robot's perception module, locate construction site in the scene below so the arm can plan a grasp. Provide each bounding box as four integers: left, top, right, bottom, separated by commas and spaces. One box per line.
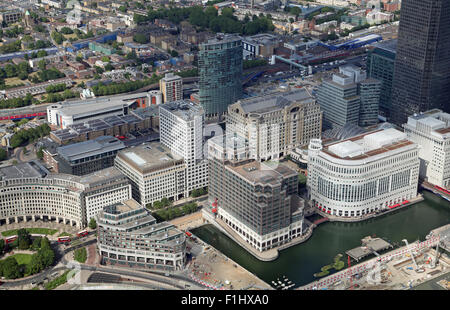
300, 224, 450, 290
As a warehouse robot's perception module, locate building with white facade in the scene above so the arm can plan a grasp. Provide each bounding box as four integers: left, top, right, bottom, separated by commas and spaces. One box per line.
159, 101, 208, 194
46, 92, 153, 129
403, 109, 450, 188
307, 128, 420, 219
0, 163, 132, 228
97, 199, 186, 271
114, 143, 186, 207
226, 88, 322, 161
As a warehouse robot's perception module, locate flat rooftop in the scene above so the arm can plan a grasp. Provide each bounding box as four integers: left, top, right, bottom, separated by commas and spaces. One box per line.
0, 161, 48, 180
116, 142, 184, 174
323, 128, 415, 160
105, 199, 142, 214
202, 33, 241, 46
160, 100, 204, 121
372, 39, 397, 54
57, 136, 125, 161
234, 88, 315, 114
229, 160, 297, 186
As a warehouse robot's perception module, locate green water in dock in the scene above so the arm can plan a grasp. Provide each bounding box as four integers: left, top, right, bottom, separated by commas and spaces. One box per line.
192, 191, 450, 288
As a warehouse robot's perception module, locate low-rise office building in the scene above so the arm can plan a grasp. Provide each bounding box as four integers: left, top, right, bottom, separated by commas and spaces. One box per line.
57, 136, 126, 176
97, 199, 186, 271
307, 128, 420, 219
403, 109, 450, 188
47, 92, 153, 129
114, 143, 186, 207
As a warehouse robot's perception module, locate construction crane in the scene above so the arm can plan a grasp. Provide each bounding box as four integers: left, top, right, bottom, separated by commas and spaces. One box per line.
402, 239, 420, 271
431, 235, 446, 268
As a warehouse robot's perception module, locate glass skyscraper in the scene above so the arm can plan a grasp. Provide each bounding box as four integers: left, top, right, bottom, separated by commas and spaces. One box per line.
390, 0, 450, 126
367, 40, 397, 119
198, 34, 243, 118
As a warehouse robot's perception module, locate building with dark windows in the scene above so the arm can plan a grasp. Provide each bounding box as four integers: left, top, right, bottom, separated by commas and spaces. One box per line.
390, 0, 450, 126
57, 136, 126, 176
97, 199, 186, 271
358, 78, 382, 127
367, 40, 397, 119
206, 134, 304, 253
318, 65, 381, 129
198, 34, 243, 118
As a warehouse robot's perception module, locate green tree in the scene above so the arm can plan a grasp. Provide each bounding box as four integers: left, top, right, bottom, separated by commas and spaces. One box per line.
133, 33, 149, 44
0, 239, 4, 256
89, 218, 97, 229
31, 237, 42, 250
17, 228, 31, 250
0, 148, 7, 161
1, 256, 22, 279
36, 146, 44, 160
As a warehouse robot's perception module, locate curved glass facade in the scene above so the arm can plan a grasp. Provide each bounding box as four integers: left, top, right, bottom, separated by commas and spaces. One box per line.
198, 34, 243, 117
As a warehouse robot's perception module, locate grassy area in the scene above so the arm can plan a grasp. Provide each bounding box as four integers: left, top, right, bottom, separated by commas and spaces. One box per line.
11, 253, 33, 265
4, 77, 28, 87
74, 247, 87, 264
1, 228, 58, 237
58, 232, 72, 237
45, 270, 71, 290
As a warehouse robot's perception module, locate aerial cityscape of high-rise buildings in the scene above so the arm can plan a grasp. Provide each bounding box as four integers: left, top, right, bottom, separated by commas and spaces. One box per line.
0, 0, 449, 294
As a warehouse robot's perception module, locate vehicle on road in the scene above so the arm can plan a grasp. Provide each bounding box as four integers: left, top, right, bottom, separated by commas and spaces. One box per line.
76, 230, 88, 238
57, 236, 71, 243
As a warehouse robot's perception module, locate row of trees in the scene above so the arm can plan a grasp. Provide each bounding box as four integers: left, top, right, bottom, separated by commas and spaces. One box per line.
191, 187, 208, 198
91, 75, 161, 96
45, 83, 67, 93
243, 59, 268, 70
44, 89, 78, 103
0, 62, 32, 80
0, 26, 25, 39
0, 93, 37, 109
35, 68, 65, 83
0, 40, 22, 54
26, 40, 52, 51
24, 50, 48, 60
149, 197, 172, 210
134, 6, 274, 36
177, 68, 199, 78
9, 123, 51, 149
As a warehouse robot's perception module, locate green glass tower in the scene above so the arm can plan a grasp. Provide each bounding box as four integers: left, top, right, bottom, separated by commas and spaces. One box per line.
198, 34, 243, 118
367, 40, 396, 119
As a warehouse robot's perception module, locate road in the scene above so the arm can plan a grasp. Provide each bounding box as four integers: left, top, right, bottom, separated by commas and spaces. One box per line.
1, 233, 204, 290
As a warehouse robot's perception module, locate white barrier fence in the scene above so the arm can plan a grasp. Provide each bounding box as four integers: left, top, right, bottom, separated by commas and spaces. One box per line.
301, 235, 440, 290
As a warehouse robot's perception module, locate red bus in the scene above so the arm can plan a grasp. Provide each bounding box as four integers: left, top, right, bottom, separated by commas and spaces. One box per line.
5, 235, 17, 244
57, 236, 71, 243
76, 230, 88, 238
